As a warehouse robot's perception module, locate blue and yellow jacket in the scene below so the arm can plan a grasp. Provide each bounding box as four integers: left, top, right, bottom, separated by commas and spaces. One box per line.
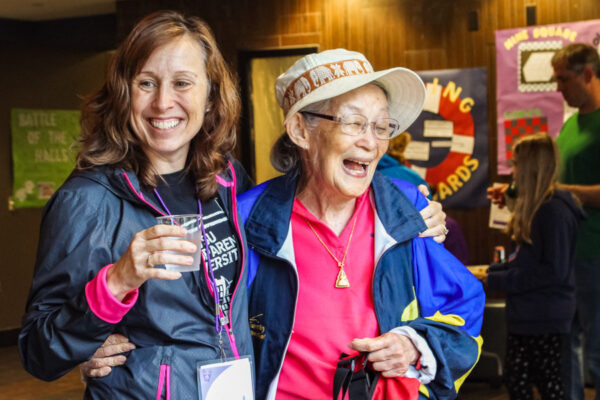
238, 171, 485, 400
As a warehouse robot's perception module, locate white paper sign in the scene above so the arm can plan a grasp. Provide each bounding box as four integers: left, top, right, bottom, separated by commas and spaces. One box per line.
423, 82, 442, 113
405, 141, 430, 162
431, 140, 453, 148
450, 134, 475, 154
424, 120, 453, 137
488, 183, 512, 230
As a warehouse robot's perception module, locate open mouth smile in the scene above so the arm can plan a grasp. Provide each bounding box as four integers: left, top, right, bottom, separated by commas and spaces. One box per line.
149, 118, 181, 130
342, 158, 370, 177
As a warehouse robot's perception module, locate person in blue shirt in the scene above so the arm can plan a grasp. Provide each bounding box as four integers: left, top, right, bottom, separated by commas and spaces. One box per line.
376, 131, 428, 189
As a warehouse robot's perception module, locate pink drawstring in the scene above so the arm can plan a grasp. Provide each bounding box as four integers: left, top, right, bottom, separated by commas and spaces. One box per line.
155, 364, 171, 400
166, 365, 171, 400
156, 365, 166, 400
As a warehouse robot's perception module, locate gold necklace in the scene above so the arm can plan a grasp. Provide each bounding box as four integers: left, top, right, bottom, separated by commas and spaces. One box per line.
303, 215, 358, 288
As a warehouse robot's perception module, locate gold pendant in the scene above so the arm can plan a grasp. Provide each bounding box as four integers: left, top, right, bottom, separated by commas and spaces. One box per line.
335, 268, 350, 288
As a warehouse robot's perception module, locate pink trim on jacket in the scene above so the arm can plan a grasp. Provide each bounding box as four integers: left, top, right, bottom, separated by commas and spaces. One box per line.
122, 172, 166, 216
216, 175, 234, 187
85, 264, 138, 324
226, 161, 243, 359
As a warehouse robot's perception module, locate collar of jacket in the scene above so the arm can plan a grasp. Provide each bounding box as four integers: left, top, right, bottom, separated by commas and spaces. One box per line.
244, 169, 426, 255
71, 164, 236, 215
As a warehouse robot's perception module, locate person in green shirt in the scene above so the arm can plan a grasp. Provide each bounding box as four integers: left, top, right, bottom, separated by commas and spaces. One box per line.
552, 42, 600, 400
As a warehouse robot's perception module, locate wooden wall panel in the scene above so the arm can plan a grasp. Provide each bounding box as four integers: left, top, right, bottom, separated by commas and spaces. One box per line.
117, 0, 600, 264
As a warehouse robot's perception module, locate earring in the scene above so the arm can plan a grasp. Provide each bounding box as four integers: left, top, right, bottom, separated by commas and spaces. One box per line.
205, 107, 210, 113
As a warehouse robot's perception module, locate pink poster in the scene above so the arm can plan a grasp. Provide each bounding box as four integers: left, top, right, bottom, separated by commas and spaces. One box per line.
495, 20, 600, 174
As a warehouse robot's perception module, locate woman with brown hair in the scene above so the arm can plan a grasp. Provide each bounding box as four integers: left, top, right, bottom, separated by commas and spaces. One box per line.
485, 133, 584, 400
18, 11, 254, 399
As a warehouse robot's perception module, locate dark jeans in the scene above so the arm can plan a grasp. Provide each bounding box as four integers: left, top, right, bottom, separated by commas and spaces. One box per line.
562, 258, 600, 400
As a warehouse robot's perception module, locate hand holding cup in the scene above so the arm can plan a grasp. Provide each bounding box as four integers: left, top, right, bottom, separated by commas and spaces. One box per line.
106, 221, 197, 301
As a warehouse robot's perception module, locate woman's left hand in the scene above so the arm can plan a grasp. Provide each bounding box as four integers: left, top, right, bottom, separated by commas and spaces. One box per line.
349, 332, 420, 378
79, 334, 135, 379
416, 184, 447, 243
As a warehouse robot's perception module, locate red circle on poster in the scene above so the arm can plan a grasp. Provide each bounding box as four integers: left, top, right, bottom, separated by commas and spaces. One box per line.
407, 92, 474, 185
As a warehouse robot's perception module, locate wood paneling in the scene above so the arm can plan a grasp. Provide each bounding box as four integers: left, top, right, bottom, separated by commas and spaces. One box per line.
0, 43, 112, 332
115, 0, 599, 265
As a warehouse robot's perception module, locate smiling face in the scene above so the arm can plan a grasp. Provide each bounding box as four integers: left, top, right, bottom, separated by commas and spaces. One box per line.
130, 34, 209, 174
301, 83, 390, 202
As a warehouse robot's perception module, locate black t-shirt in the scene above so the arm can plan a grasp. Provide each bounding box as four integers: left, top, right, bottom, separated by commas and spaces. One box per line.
144, 170, 240, 320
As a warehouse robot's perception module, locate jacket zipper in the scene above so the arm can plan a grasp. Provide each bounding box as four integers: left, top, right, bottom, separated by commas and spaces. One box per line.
252, 243, 300, 392
369, 194, 406, 331
224, 161, 244, 359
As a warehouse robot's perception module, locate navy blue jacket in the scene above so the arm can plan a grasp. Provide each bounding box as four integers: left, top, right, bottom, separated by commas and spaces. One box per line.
19, 160, 254, 399
487, 190, 584, 334
238, 171, 485, 400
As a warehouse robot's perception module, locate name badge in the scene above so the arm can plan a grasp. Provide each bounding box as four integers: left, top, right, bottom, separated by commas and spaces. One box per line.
197, 356, 254, 400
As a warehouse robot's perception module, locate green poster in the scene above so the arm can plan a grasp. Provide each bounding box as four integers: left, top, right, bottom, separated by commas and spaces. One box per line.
11, 108, 81, 208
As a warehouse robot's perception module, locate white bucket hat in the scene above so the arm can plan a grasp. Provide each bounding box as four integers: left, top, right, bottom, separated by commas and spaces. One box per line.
275, 48, 426, 137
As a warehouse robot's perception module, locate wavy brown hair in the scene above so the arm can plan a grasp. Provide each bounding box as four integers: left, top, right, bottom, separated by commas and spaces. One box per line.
77, 10, 239, 200
506, 133, 559, 244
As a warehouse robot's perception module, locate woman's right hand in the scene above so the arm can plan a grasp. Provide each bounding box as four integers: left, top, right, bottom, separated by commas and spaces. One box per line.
106, 224, 196, 301
487, 184, 509, 208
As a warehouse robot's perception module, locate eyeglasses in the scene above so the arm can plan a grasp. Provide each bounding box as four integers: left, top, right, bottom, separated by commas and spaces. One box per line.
301, 111, 400, 140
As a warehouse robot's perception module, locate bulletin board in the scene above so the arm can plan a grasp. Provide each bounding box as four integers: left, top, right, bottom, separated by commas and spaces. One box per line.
11, 108, 80, 208
404, 68, 489, 209
495, 19, 600, 174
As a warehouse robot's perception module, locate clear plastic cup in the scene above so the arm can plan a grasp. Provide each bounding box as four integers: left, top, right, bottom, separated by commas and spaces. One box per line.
155, 214, 203, 272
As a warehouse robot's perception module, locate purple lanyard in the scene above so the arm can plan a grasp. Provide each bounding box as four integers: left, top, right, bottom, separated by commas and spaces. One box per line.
153, 189, 224, 334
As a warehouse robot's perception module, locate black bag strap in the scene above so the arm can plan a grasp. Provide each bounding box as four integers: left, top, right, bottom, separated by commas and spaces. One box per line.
333, 352, 380, 400
333, 353, 356, 400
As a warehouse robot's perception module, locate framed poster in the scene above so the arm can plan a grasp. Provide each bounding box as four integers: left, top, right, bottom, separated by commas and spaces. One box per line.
405, 68, 489, 208
495, 19, 600, 174
11, 108, 80, 208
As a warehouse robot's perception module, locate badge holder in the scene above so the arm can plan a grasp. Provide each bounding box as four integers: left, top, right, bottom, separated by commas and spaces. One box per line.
197, 355, 254, 400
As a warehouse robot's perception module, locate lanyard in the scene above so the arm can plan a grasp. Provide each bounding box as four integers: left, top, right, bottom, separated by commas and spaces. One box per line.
153, 189, 226, 336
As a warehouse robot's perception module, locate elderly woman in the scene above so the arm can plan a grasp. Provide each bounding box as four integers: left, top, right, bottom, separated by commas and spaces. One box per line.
238, 49, 484, 399
18, 11, 254, 399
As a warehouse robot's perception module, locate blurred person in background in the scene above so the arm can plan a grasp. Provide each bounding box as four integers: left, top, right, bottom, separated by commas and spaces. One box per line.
551, 42, 600, 400
485, 133, 583, 400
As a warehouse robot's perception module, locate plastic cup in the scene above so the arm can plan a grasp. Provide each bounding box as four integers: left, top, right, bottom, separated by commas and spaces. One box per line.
155, 214, 203, 272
